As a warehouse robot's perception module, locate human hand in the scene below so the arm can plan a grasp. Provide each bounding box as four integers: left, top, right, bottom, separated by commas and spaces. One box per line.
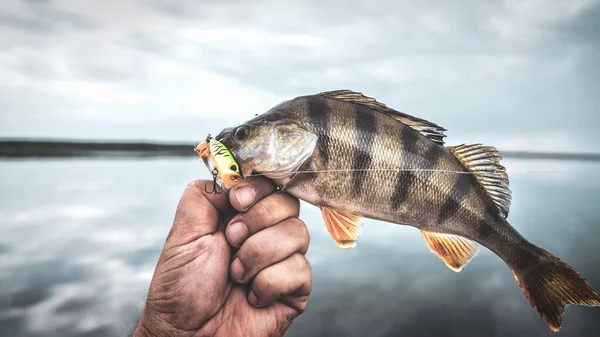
132, 177, 312, 337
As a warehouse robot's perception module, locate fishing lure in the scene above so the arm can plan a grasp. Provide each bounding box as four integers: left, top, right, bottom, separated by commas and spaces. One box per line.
195, 135, 242, 193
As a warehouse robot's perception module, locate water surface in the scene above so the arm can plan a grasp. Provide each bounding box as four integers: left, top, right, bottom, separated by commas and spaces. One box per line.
0, 158, 599, 337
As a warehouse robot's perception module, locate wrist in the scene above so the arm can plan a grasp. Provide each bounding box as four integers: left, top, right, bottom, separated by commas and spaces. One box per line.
132, 308, 182, 337
131, 321, 157, 337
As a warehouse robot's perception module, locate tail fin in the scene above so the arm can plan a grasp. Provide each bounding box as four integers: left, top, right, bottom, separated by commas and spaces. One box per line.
511, 249, 600, 332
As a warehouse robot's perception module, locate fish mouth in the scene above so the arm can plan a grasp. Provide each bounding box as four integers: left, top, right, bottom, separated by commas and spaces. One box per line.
236, 151, 308, 181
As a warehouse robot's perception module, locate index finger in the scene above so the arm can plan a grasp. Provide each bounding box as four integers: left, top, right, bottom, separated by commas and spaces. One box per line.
165, 179, 231, 246
228, 176, 277, 212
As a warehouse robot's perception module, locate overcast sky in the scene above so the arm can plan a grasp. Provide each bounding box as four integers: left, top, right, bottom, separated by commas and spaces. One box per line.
0, 0, 598, 152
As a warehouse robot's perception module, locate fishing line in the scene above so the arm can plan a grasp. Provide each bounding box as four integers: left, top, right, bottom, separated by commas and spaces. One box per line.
196, 157, 570, 179
246, 168, 475, 177
243, 167, 570, 177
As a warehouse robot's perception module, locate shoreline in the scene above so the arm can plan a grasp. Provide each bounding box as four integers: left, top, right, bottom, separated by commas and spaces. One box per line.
1, 139, 599, 161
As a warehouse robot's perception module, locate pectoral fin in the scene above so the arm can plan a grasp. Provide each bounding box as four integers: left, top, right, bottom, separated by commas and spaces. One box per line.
421, 230, 479, 272
321, 207, 363, 249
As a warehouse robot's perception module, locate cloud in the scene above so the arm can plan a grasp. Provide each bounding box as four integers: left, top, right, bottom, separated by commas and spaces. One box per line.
0, 0, 598, 149
0, 0, 94, 34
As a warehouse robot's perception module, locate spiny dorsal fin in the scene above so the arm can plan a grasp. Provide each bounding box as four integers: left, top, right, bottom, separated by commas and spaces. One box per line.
449, 144, 512, 218
317, 90, 447, 145
421, 230, 479, 272
321, 206, 363, 249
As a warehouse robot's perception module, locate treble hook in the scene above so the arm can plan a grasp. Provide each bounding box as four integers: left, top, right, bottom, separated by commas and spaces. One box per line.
205, 168, 223, 194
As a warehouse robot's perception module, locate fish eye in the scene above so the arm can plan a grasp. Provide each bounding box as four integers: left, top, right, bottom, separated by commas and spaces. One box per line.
230, 164, 237, 171
234, 126, 250, 142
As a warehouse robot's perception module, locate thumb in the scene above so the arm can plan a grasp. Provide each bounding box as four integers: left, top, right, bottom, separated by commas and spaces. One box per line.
165, 180, 232, 247
139, 180, 233, 334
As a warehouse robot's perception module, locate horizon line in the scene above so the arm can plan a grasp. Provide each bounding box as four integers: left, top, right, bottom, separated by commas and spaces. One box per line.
1, 137, 599, 162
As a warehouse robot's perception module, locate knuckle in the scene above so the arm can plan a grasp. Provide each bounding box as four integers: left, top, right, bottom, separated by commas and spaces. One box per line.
231, 204, 269, 231
240, 238, 267, 271
247, 177, 275, 194
185, 179, 204, 191
300, 256, 312, 276
295, 218, 309, 238
257, 176, 277, 188
277, 193, 299, 214
253, 272, 276, 299
287, 218, 310, 251
261, 271, 278, 290
291, 295, 310, 314
252, 200, 274, 218
284, 193, 301, 212
185, 180, 199, 189
292, 252, 309, 270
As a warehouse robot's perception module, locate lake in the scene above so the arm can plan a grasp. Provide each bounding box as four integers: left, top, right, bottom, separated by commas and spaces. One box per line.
0, 158, 599, 337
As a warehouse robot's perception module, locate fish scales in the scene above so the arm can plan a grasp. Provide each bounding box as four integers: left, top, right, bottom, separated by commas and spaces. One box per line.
350, 103, 376, 198
302, 96, 497, 242
234, 95, 509, 246
304, 97, 397, 213
389, 126, 423, 210
306, 96, 331, 167
308, 96, 359, 202
214, 90, 600, 332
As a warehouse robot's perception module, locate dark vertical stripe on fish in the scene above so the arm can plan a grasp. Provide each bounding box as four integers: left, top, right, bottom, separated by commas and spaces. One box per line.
390, 171, 413, 210
421, 143, 444, 180
477, 203, 500, 241
390, 129, 440, 210
437, 173, 472, 224
308, 96, 331, 166
351, 106, 376, 197
401, 125, 420, 156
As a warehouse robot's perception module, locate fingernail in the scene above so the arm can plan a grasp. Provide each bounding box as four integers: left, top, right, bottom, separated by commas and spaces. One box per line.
230, 258, 245, 282
248, 290, 258, 306
234, 187, 255, 209
227, 222, 248, 246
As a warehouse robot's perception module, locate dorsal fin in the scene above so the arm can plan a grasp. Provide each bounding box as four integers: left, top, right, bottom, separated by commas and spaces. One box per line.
317, 90, 447, 145
449, 144, 512, 218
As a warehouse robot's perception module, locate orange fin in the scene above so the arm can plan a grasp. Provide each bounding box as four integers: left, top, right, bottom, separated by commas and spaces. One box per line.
321, 207, 363, 250
421, 230, 479, 272
510, 250, 600, 332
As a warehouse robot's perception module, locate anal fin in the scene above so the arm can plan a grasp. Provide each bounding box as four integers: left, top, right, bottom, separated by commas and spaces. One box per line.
321, 207, 363, 250
421, 230, 479, 272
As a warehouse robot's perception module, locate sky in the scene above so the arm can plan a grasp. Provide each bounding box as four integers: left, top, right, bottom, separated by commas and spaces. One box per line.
0, 0, 599, 152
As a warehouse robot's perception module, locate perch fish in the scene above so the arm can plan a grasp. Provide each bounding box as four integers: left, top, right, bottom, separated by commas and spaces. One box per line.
206, 90, 600, 332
